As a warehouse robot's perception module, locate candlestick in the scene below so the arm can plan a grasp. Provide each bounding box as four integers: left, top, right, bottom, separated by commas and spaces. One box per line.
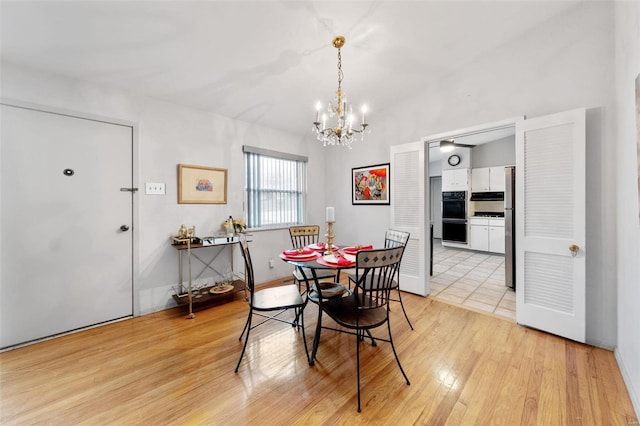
325, 221, 335, 255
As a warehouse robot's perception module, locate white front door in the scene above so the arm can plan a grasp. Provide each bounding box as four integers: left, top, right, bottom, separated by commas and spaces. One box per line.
515, 108, 586, 342
1, 104, 134, 348
390, 141, 428, 296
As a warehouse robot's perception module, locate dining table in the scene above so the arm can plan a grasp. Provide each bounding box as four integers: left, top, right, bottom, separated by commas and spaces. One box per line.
279, 243, 373, 365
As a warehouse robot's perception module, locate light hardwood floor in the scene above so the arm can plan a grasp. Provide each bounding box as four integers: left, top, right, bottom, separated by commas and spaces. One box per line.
1, 290, 637, 424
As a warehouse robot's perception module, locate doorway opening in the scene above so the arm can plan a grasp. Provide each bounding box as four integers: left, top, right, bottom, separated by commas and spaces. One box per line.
424, 119, 518, 320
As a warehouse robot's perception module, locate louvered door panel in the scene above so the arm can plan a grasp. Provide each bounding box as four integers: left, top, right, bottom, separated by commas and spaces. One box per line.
390, 141, 427, 296
393, 151, 420, 227
524, 252, 574, 313
524, 124, 574, 239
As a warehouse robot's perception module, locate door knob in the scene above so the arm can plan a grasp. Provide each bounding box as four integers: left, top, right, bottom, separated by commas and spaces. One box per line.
120, 225, 130, 232
569, 244, 579, 257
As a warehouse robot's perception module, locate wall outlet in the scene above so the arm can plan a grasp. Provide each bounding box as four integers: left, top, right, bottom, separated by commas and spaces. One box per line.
269, 258, 274, 269
145, 182, 165, 195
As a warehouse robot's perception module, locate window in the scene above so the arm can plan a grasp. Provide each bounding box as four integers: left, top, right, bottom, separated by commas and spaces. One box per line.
243, 146, 307, 230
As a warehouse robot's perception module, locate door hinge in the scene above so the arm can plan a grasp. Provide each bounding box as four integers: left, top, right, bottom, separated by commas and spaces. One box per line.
120, 187, 139, 193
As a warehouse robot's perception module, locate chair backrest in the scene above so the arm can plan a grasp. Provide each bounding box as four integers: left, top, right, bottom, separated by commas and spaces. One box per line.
238, 238, 255, 295
354, 246, 405, 310
384, 229, 410, 249
289, 225, 321, 249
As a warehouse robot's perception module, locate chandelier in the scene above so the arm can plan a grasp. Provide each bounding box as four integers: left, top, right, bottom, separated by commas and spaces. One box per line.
313, 36, 369, 148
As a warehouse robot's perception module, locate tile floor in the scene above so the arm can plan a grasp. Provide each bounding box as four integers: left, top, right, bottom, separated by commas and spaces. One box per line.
430, 239, 516, 320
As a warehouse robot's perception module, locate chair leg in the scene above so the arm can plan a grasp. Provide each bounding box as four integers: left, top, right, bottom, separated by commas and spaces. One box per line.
235, 309, 253, 373
299, 305, 310, 365
356, 328, 362, 413
238, 307, 251, 341
396, 287, 414, 330
365, 329, 377, 346
310, 304, 323, 365
387, 319, 410, 386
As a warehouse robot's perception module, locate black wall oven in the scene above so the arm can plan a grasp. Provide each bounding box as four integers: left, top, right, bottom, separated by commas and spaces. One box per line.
442, 191, 467, 243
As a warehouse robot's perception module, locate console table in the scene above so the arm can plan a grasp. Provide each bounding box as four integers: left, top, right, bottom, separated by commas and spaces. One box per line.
171, 236, 245, 319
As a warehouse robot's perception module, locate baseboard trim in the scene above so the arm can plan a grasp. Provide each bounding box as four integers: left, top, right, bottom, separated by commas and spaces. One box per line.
614, 347, 640, 419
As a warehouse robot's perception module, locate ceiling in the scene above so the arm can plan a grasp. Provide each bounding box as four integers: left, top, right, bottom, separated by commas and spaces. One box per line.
1, 1, 582, 138
427, 125, 516, 162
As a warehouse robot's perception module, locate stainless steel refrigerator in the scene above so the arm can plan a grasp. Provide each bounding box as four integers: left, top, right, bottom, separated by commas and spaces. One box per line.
505, 166, 516, 289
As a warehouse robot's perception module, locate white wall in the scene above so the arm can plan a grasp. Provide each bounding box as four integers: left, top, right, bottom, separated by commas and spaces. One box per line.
0, 63, 326, 315
325, 1, 618, 348
614, 0, 640, 416
471, 136, 515, 168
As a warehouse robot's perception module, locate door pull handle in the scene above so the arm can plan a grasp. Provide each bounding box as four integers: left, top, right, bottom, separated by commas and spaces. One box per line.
569, 244, 579, 257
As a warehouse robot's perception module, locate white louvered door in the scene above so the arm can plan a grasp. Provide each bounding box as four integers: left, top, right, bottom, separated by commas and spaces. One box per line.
390, 141, 428, 296
515, 108, 586, 342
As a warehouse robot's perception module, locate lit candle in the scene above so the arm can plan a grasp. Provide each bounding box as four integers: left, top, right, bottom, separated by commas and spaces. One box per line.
315, 101, 321, 123
326, 206, 335, 222
362, 105, 367, 125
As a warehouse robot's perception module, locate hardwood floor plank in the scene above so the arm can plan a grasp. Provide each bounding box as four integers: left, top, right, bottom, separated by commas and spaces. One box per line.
0, 293, 636, 425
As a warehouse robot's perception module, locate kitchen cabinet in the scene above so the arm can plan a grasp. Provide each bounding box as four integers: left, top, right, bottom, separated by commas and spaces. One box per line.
442, 168, 469, 191
470, 221, 489, 251
469, 217, 505, 253
471, 166, 505, 192
488, 220, 505, 253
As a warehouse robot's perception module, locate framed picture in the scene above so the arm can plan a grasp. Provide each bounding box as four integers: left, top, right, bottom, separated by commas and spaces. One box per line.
177, 164, 227, 204
352, 163, 390, 205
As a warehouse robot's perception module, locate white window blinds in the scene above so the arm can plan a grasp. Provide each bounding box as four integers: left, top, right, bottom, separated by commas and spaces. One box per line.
243, 146, 307, 229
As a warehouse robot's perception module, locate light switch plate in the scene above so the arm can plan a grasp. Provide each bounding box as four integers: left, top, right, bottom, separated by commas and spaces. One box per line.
145, 182, 165, 195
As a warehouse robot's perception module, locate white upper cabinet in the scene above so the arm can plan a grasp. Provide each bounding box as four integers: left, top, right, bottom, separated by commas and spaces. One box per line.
471, 166, 505, 192
471, 168, 490, 192
488, 166, 505, 192
442, 168, 469, 191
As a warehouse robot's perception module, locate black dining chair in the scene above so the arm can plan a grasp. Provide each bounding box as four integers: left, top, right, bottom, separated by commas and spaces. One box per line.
288, 225, 338, 288
235, 237, 309, 372
381, 229, 413, 330
347, 229, 413, 330
318, 246, 410, 412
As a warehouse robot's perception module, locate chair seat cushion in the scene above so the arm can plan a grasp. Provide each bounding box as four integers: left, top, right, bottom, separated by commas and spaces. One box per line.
348, 273, 399, 290
322, 294, 388, 329
253, 284, 304, 311
293, 267, 336, 282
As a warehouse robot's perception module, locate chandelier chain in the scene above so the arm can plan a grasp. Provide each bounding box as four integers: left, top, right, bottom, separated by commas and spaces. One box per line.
337, 48, 343, 92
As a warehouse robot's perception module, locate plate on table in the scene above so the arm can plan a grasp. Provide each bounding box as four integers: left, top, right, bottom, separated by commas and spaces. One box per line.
280, 251, 320, 261
322, 253, 356, 265
342, 245, 373, 255
307, 243, 339, 251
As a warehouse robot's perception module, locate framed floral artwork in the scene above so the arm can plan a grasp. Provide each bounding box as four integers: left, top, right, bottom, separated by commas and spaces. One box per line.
352, 163, 390, 205
177, 164, 227, 204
